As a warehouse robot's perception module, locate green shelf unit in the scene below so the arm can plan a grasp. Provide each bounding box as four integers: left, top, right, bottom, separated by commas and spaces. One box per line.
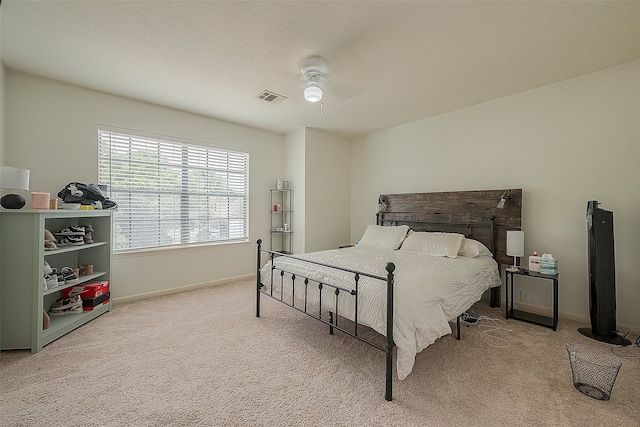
1, 209, 113, 353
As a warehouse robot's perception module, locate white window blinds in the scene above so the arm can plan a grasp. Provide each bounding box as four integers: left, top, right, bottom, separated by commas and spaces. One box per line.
98, 127, 249, 252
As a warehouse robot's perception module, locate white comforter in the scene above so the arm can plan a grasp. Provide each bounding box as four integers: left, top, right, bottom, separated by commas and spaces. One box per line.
260, 245, 501, 380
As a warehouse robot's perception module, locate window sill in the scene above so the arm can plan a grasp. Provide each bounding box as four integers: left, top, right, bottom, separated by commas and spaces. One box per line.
113, 239, 250, 258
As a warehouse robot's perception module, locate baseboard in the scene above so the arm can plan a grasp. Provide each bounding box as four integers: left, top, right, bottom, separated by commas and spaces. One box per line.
506, 299, 590, 324
112, 274, 254, 305
509, 301, 554, 318
501, 298, 635, 334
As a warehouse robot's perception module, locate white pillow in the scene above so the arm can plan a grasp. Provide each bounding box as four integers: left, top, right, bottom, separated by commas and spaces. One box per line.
357, 225, 409, 250
400, 232, 464, 258
458, 238, 493, 258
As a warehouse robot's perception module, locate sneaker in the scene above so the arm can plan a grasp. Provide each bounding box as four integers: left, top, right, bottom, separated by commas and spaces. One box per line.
43, 261, 54, 276
54, 226, 85, 236
45, 274, 58, 290
49, 304, 83, 316
50, 295, 82, 313
60, 266, 79, 285
55, 235, 84, 246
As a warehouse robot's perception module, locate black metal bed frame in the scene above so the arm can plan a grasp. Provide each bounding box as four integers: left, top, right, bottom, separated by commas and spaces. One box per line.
255, 217, 497, 402
256, 239, 396, 400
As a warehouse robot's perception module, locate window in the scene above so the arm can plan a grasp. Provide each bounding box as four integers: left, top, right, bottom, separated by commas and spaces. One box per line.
98, 127, 249, 252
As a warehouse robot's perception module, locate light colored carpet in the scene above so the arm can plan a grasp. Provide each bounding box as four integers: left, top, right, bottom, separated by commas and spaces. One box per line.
1, 279, 638, 426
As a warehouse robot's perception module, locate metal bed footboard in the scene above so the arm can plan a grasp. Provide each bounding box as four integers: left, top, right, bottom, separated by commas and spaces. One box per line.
255, 239, 396, 401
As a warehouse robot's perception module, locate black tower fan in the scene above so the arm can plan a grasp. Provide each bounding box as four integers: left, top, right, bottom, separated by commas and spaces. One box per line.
579, 201, 630, 345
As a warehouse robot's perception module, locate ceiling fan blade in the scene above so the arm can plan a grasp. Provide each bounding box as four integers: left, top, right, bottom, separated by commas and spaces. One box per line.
314, 45, 370, 101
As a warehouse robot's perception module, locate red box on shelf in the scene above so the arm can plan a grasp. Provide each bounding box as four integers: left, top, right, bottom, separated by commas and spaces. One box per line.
62, 281, 110, 299
82, 292, 110, 311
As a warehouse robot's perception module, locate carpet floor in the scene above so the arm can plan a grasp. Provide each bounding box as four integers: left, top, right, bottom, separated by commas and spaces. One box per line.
1, 279, 638, 426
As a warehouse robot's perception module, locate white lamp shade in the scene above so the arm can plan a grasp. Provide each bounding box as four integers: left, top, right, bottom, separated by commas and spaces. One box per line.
0, 166, 30, 191
506, 230, 525, 257
304, 85, 323, 102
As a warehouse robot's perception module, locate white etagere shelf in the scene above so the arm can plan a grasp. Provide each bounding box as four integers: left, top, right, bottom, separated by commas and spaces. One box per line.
269, 188, 293, 254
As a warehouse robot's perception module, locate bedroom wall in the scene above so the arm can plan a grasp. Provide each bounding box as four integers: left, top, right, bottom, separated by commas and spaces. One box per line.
284, 128, 352, 254
303, 128, 351, 252
0, 13, 4, 345
351, 61, 640, 328
4, 70, 285, 302
0, 63, 4, 166
0, 68, 4, 165
284, 128, 305, 254
0, 7, 4, 166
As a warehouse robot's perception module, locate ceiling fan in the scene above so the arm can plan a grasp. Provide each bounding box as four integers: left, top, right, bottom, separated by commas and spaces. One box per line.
300, 56, 329, 103
296, 46, 369, 104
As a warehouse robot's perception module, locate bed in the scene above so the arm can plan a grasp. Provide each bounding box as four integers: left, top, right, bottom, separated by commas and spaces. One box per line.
256, 189, 522, 401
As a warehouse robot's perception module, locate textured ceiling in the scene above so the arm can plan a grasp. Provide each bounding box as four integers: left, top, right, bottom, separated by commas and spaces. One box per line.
3, 1, 640, 138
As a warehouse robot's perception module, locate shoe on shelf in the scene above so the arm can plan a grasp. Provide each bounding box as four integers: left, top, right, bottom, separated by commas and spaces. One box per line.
43, 310, 50, 329
50, 295, 82, 314
78, 264, 94, 276
60, 266, 79, 285
54, 226, 85, 236
43, 261, 54, 276
45, 274, 58, 290
80, 222, 93, 233
44, 229, 57, 243
52, 268, 66, 286
55, 235, 84, 246
44, 241, 58, 251
83, 232, 94, 244
49, 304, 83, 316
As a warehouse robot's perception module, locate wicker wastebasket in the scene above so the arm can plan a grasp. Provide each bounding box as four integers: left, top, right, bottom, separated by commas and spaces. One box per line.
566, 344, 622, 401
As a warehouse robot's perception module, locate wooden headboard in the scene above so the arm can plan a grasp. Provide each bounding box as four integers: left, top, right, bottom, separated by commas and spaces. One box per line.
376, 189, 522, 266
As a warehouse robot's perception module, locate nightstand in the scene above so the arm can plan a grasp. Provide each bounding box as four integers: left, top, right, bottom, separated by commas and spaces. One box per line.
505, 269, 559, 330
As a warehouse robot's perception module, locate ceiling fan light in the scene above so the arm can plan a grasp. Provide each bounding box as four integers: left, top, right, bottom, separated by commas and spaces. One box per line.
304, 84, 323, 103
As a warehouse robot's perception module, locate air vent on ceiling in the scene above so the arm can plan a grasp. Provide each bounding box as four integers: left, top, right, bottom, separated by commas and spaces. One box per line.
256, 90, 287, 105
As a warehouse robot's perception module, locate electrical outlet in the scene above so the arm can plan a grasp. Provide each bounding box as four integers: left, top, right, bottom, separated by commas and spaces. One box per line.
520, 290, 529, 303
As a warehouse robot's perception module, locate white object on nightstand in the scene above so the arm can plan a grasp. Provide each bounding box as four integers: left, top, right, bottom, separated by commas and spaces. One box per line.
506, 230, 524, 272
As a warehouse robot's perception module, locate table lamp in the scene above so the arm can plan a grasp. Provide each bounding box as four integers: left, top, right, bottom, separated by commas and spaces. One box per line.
506, 230, 524, 272
0, 166, 30, 209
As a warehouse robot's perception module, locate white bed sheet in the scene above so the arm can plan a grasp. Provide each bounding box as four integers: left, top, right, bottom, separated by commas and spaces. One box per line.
260, 245, 501, 380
